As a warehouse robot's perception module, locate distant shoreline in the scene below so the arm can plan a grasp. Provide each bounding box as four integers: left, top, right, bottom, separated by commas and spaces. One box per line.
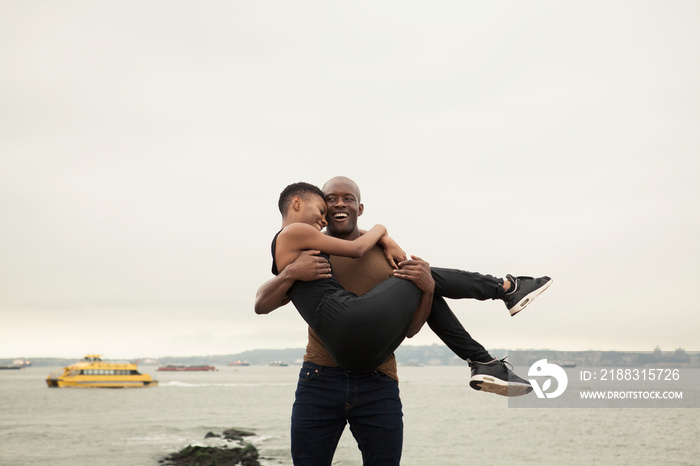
3, 347, 698, 368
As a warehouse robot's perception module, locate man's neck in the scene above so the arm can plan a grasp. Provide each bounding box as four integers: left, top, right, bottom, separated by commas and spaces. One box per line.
326, 228, 360, 240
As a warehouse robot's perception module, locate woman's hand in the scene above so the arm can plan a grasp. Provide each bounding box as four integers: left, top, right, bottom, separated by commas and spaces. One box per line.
379, 235, 407, 269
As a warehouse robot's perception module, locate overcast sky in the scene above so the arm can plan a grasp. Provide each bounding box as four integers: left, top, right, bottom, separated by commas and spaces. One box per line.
2, 1, 698, 360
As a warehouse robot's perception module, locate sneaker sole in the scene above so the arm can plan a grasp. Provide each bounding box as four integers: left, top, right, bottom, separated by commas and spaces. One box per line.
469, 375, 533, 397
509, 278, 553, 316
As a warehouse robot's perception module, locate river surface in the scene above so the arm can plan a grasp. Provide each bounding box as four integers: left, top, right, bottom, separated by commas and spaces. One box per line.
1, 365, 698, 465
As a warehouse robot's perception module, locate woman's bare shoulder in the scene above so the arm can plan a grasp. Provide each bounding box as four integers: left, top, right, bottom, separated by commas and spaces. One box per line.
278, 223, 321, 245
280, 223, 317, 235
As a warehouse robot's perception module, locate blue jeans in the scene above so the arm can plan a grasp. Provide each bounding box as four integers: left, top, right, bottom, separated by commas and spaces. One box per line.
291, 362, 403, 466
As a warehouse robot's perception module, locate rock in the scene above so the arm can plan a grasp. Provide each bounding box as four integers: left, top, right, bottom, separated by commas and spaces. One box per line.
160, 428, 261, 466
161, 444, 260, 466
222, 428, 256, 441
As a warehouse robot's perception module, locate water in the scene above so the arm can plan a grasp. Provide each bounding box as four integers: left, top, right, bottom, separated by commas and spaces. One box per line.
1, 365, 698, 465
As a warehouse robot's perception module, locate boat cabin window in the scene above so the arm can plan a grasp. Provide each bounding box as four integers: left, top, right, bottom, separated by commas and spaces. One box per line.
78, 369, 138, 376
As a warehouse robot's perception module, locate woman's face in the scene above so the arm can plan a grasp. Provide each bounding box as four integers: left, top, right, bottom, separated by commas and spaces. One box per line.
301, 193, 328, 231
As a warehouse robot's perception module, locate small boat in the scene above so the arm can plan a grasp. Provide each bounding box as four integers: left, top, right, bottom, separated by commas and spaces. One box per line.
0, 359, 31, 370
46, 355, 157, 388
268, 361, 288, 367
228, 360, 250, 366
157, 365, 216, 371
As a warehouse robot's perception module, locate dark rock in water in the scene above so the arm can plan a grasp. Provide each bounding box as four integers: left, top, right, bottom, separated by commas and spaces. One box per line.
222, 428, 256, 441
160, 428, 261, 466
161, 444, 260, 466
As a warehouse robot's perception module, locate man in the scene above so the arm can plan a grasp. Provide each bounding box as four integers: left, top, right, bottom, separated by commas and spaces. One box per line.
255, 176, 551, 465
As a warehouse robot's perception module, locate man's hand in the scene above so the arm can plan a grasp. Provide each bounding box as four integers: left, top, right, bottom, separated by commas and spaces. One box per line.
286, 250, 332, 281
393, 255, 435, 293
254, 250, 331, 315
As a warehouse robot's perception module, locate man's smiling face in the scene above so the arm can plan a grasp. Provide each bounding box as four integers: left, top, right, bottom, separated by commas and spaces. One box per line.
322, 177, 363, 239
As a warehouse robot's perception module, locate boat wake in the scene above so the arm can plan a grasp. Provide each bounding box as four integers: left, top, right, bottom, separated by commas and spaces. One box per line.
122, 432, 192, 446
160, 381, 293, 388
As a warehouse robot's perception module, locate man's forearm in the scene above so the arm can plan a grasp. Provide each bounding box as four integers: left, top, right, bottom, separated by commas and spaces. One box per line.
254, 272, 294, 314
406, 290, 433, 338
255, 250, 332, 315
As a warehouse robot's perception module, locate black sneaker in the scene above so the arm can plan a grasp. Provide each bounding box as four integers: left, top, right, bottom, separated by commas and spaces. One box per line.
468, 357, 532, 397
504, 274, 552, 316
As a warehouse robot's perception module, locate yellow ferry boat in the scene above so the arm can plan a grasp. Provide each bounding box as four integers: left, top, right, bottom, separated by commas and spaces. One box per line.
46, 354, 158, 388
